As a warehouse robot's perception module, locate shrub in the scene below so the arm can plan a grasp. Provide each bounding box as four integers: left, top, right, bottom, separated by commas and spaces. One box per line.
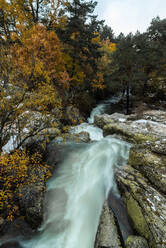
0, 150, 51, 221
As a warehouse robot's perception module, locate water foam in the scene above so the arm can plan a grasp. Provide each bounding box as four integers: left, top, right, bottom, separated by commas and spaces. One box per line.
21, 137, 131, 248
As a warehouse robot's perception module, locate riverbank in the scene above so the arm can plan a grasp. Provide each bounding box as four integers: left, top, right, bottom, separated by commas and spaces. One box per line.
0, 97, 166, 248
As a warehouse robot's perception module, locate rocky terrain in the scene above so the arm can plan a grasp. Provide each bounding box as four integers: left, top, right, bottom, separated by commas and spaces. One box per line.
94, 110, 166, 248
0, 106, 166, 248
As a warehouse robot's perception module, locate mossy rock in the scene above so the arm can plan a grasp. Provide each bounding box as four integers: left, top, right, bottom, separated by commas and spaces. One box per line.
125, 235, 149, 248
128, 148, 166, 193
133, 133, 157, 144
103, 123, 157, 145
126, 194, 149, 240
103, 123, 133, 139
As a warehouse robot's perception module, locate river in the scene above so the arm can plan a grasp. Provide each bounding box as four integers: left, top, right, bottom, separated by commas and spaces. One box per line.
21, 96, 131, 248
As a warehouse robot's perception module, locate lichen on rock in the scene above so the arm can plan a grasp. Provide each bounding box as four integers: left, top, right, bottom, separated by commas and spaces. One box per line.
125, 235, 149, 248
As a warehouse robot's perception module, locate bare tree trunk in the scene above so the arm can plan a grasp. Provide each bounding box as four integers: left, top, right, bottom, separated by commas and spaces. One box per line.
126, 84, 130, 115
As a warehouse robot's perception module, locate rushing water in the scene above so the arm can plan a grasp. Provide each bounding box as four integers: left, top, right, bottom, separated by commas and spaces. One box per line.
20, 96, 131, 248
88, 95, 121, 123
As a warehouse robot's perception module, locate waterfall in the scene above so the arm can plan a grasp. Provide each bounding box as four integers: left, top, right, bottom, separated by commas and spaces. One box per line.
20, 96, 131, 248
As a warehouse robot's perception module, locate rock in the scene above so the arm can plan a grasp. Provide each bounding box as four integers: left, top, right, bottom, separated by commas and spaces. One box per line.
16, 163, 48, 230
95, 201, 122, 248
125, 235, 149, 248
108, 191, 134, 242
22, 127, 61, 155
52, 132, 90, 144
129, 148, 166, 194
94, 113, 128, 129
94, 114, 114, 128
116, 166, 166, 248
0, 218, 34, 242
40, 127, 61, 137
17, 181, 45, 229
45, 142, 62, 171
67, 131, 90, 143
96, 111, 166, 248
141, 110, 166, 125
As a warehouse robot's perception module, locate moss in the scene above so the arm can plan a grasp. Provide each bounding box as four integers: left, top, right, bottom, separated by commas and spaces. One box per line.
103, 124, 133, 138
125, 235, 149, 248
129, 148, 165, 168
128, 149, 144, 167
104, 123, 158, 146
126, 195, 150, 240
133, 133, 157, 144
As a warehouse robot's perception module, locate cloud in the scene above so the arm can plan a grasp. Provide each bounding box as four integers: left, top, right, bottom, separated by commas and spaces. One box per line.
96, 0, 166, 35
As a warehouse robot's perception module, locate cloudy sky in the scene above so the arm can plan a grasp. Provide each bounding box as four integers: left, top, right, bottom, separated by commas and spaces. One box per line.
95, 0, 166, 35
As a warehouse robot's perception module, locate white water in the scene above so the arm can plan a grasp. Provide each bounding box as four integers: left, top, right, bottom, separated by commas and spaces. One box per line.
20, 96, 131, 248
88, 95, 121, 123
70, 123, 103, 141
21, 138, 130, 248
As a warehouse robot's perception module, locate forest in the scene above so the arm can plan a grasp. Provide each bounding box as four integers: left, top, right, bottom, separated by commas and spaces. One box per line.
0, 0, 166, 222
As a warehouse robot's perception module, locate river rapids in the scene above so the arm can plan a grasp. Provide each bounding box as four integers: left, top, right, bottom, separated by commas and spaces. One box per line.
21, 96, 131, 248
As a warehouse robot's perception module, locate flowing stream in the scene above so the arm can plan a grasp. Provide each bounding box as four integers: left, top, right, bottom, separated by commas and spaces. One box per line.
21, 96, 131, 248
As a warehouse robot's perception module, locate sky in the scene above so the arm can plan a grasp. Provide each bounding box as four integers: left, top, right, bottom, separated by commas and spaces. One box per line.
95, 0, 166, 36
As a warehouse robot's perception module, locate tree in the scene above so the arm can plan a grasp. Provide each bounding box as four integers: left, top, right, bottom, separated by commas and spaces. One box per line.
99, 24, 114, 42
110, 33, 138, 114
97, 39, 116, 97
0, 24, 69, 152
0, 0, 63, 41
146, 17, 166, 98
57, 0, 104, 97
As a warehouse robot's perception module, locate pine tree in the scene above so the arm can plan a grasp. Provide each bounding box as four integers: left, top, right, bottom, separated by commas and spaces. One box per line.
57, 0, 104, 92
111, 33, 138, 114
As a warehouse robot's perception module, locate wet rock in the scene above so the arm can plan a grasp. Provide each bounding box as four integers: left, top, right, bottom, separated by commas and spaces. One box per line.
95, 201, 122, 248
45, 142, 62, 171
0, 218, 34, 243
125, 235, 149, 248
108, 191, 133, 242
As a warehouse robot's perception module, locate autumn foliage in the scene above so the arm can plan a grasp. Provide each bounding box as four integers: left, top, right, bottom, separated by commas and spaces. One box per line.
0, 0, 113, 223
0, 150, 51, 221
